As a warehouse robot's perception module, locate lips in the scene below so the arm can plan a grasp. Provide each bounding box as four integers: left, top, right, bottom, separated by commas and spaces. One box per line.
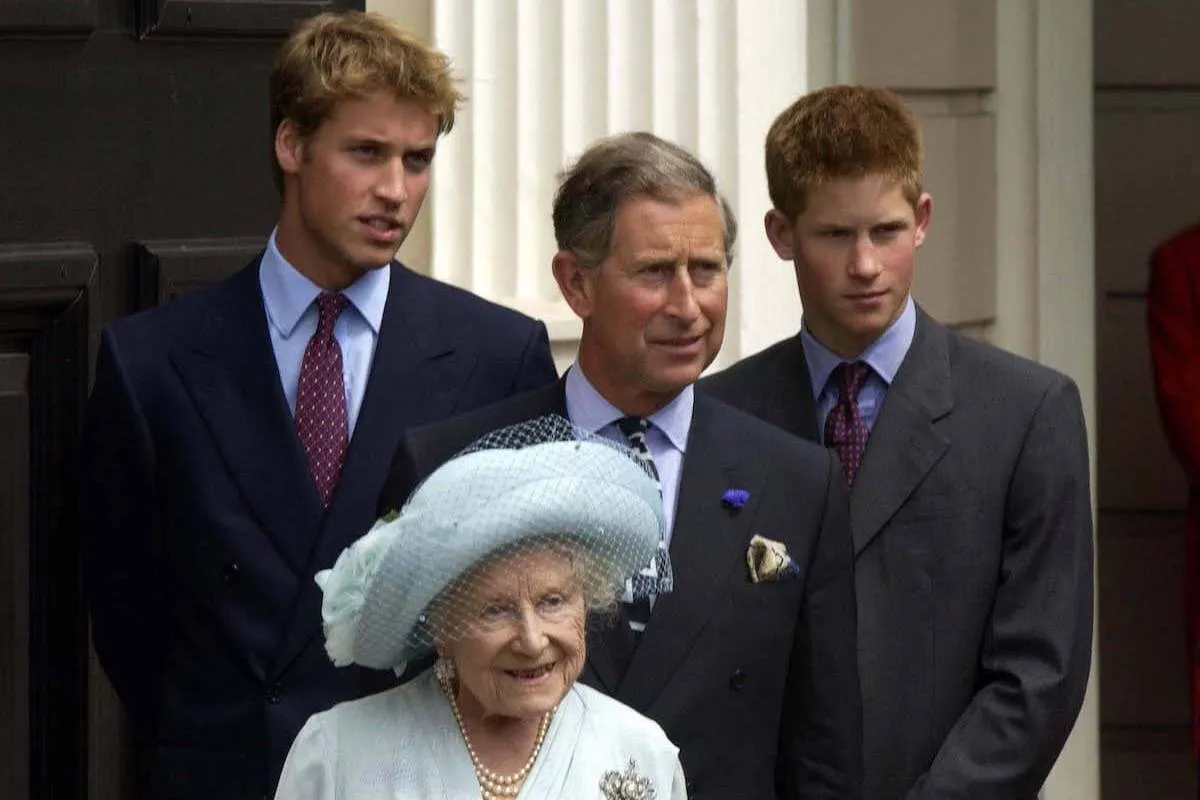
846, 290, 888, 301
358, 215, 403, 242
359, 214, 400, 229
505, 664, 554, 681
653, 334, 703, 348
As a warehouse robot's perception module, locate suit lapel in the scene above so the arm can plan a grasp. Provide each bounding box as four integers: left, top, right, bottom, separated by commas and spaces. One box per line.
755, 334, 820, 443
170, 260, 323, 573
616, 394, 767, 711
850, 312, 954, 554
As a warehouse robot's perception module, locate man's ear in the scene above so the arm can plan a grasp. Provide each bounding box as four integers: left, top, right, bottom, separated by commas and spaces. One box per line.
764, 209, 797, 260
913, 192, 933, 248
551, 250, 594, 320
274, 119, 304, 177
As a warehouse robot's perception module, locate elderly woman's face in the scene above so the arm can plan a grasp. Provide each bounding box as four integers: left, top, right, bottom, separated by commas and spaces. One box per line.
441, 548, 587, 720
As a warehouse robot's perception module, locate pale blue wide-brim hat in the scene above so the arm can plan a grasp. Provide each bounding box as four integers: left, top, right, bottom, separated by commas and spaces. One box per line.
315, 418, 665, 672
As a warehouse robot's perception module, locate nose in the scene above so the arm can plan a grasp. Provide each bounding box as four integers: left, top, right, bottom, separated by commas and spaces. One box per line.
663, 269, 700, 322
512, 609, 549, 654
375, 159, 409, 205
848, 233, 883, 280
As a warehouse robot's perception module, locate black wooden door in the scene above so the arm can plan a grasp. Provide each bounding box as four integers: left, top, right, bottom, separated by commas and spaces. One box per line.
0, 2, 361, 797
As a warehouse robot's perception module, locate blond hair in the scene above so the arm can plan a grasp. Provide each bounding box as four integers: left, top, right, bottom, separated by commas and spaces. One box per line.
269, 10, 464, 190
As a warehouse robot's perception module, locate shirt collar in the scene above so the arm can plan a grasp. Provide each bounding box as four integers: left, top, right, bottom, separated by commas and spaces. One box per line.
563, 363, 692, 453
259, 228, 390, 337
799, 293, 916, 397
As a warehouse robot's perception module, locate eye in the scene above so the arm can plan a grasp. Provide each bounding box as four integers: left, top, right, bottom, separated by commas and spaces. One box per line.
349, 143, 382, 161
538, 591, 573, 615
481, 602, 511, 621
635, 264, 672, 282
820, 228, 852, 239
404, 150, 435, 172
690, 261, 724, 284
872, 223, 906, 239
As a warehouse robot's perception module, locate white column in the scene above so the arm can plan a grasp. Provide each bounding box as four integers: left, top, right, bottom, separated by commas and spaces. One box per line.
993, 1, 1100, 796
426, 0, 809, 371
995, 1, 1099, 794
1034, 0, 1099, 793
721, 0, 809, 367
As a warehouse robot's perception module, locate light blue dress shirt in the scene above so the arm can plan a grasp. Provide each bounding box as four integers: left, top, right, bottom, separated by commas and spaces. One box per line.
563, 364, 691, 549
801, 295, 916, 442
258, 230, 390, 437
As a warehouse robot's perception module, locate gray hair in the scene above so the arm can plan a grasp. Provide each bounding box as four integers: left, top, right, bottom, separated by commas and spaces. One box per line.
552, 131, 738, 268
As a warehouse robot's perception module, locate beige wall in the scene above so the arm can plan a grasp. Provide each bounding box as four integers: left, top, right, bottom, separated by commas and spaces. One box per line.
1095, 0, 1200, 796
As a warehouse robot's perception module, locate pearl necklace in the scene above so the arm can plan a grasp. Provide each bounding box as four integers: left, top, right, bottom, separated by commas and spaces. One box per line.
440, 676, 555, 799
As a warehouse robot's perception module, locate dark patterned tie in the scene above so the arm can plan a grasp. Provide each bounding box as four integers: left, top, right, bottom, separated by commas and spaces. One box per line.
615, 416, 672, 635
295, 292, 349, 508
824, 361, 872, 488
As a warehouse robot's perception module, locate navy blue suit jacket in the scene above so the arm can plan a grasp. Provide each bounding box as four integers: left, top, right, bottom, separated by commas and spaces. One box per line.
80, 257, 557, 799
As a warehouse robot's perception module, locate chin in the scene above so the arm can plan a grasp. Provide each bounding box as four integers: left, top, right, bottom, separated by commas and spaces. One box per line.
648, 368, 702, 395
351, 253, 396, 272
503, 694, 560, 720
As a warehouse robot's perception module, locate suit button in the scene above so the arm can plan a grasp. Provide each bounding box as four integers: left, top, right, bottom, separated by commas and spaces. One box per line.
729, 669, 747, 690
266, 683, 283, 704
222, 562, 241, 584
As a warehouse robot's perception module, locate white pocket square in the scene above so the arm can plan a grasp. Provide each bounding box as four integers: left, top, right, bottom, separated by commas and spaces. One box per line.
746, 534, 800, 583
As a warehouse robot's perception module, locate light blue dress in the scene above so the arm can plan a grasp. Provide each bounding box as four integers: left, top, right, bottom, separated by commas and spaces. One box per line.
275, 669, 686, 799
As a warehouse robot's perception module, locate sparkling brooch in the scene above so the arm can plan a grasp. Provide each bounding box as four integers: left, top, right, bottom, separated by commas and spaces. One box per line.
599, 759, 656, 799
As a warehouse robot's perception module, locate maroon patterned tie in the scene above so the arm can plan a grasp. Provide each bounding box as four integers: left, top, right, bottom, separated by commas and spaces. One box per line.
295, 292, 349, 507
824, 361, 872, 488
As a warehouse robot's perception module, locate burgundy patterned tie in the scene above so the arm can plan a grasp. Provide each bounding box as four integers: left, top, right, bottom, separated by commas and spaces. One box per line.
824, 361, 872, 488
295, 292, 349, 507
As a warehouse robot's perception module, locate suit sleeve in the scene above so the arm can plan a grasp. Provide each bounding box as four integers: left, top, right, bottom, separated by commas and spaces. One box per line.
509, 321, 558, 395
778, 450, 863, 799
907, 377, 1094, 799
1147, 239, 1200, 480
80, 329, 170, 734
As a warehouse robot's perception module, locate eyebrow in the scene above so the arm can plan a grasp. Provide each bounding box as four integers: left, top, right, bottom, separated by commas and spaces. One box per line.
814, 217, 909, 230
344, 137, 438, 154
630, 250, 724, 267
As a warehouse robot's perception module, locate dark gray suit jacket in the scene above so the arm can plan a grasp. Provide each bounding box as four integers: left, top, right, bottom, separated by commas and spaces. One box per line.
377, 382, 863, 800
702, 310, 1093, 800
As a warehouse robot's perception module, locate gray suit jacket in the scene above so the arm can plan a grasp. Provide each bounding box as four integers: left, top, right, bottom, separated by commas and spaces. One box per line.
702, 309, 1093, 800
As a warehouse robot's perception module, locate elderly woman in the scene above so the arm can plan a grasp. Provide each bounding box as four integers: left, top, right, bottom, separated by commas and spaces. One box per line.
275, 418, 686, 799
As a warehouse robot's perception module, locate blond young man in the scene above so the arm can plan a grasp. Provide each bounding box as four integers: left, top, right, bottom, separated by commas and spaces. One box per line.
80, 12, 555, 797
704, 85, 1093, 800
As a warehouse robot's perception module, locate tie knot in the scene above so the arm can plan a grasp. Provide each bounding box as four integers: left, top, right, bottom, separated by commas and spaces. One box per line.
315, 292, 348, 334
834, 361, 871, 400
615, 416, 650, 439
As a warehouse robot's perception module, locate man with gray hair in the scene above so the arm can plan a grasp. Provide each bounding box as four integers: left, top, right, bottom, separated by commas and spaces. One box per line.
378, 131, 862, 798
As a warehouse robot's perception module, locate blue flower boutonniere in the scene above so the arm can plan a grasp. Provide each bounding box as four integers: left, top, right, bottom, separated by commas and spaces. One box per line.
722, 488, 750, 510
